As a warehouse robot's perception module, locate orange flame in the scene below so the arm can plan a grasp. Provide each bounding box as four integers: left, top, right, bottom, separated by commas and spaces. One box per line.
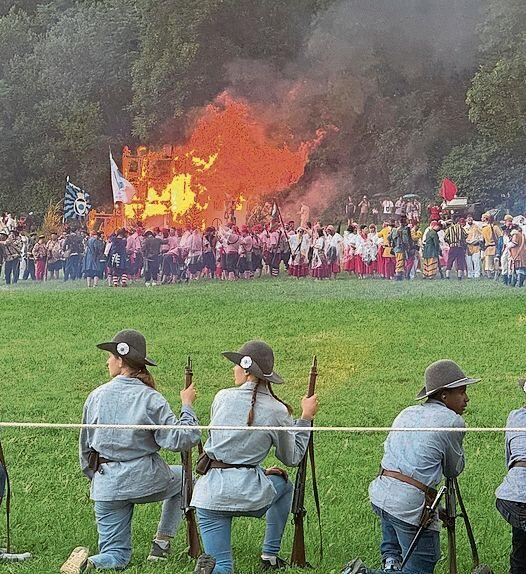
123, 92, 324, 227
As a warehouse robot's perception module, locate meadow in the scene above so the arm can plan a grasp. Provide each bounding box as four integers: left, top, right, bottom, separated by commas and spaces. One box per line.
0, 276, 524, 573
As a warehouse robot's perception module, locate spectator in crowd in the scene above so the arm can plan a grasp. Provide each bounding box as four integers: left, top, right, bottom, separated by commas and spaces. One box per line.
444, 216, 468, 280
464, 216, 483, 279
481, 213, 503, 279
422, 220, 441, 280
381, 198, 394, 219
63, 228, 84, 281
0, 230, 22, 285
142, 229, 162, 287
33, 235, 47, 281
358, 195, 370, 224
46, 232, 62, 280
108, 228, 129, 288
82, 230, 105, 287
22, 231, 37, 281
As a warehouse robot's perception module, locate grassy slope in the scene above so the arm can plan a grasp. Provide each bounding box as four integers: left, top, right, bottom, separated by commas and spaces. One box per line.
0, 277, 522, 573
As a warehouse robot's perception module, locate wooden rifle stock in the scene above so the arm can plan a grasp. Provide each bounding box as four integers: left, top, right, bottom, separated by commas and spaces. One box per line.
181, 357, 202, 558
290, 356, 319, 568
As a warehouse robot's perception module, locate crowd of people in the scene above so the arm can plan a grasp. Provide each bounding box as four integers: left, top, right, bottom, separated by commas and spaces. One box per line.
2, 202, 526, 287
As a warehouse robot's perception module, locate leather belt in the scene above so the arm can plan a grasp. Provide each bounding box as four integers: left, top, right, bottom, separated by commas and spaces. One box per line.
209, 460, 256, 470
511, 460, 526, 469
380, 468, 437, 499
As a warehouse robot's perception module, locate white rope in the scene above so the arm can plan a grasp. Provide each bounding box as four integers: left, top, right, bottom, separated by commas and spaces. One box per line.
0, 422, 522, 433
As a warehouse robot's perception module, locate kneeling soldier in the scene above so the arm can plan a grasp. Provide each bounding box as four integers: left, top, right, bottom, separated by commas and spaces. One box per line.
61, 330, 201, 573
495, 379, 526, 574
345, 359, 479, 574
191, 340, 319, 574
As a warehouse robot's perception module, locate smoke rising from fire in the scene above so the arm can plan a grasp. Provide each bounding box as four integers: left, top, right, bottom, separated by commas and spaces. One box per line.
220, 0, 480, 222
128, 0, 481, 227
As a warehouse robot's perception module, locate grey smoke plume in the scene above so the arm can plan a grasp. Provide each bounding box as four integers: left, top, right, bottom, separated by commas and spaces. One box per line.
223, 0, 481, 219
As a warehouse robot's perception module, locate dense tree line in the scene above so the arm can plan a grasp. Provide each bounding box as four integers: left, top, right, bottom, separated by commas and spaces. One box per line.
0, 0, 523, 216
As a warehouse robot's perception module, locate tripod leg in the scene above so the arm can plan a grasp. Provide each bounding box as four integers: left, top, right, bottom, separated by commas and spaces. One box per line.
454, 478, 480, 567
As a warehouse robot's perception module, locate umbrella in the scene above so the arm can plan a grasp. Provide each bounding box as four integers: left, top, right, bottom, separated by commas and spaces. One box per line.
403, 194, 419, 200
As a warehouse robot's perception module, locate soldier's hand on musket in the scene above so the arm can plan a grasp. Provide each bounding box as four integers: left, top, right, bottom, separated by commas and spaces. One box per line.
180, 382, 197, 406
301, 394, 319, 420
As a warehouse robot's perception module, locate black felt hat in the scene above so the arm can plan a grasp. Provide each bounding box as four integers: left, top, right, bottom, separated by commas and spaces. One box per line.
97, 329, 157, 367
416, 359, 479, 400
223, 340, 283, 384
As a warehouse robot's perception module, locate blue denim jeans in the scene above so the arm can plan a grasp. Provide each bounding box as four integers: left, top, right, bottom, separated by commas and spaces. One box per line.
196, 475, 293, 574
64, 254, 80, 281
496, 498, 526, 574
90, 465, 183, 570
370, 505, 440, 574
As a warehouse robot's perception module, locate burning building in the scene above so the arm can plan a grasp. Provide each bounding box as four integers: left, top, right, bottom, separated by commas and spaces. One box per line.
118, 92, 323, 229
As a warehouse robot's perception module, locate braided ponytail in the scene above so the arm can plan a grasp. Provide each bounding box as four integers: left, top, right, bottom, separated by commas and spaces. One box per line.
246, 380, 293, 425
246, 381, 263, 426
268, 383, 293, 415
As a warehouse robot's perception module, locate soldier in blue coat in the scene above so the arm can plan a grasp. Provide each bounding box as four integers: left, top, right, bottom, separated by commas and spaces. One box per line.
495, 379, 526, 574
344, 360, 479, 574
60, 330, 201, 574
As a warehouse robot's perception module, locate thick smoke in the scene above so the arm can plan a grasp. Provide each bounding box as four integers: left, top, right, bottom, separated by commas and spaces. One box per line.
221, 0, 481, 221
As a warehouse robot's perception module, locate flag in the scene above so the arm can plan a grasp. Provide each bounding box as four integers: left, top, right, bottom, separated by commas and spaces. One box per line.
271, 202, 278, 219
64, 177, 91, 220
110, 150, 136, 204
440, 178, 458, 202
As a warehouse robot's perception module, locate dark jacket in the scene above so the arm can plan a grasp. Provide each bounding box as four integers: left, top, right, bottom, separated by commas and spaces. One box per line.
142, 236, 162, 260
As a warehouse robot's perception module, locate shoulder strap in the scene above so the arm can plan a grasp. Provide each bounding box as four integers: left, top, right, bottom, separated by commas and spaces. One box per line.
308, 435, 323, 560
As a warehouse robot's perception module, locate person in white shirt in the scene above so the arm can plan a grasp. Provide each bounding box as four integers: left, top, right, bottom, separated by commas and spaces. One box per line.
382, 199, 394, 217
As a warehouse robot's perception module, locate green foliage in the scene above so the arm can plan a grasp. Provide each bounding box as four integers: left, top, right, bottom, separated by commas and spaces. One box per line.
439, 0, 526, 210
0, 0, 524, 216
438, 139, 526, 210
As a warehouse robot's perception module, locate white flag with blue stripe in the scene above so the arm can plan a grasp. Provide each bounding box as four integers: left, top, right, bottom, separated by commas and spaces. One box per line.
110, 150, 136, 204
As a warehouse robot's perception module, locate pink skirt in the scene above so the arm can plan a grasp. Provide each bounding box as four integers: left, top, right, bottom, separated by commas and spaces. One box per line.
344, 256, 355, 272
354, 255, 365, 275
311, 264, 330, 278
289, 264, 309, 277
384, 257, 395, 279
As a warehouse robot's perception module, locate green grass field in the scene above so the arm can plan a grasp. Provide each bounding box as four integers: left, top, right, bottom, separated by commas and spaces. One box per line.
0, 277, 523, 573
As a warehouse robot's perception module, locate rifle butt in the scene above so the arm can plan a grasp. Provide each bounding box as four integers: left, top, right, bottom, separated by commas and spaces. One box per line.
185, 510, 202, 558
290, 520, 308, 567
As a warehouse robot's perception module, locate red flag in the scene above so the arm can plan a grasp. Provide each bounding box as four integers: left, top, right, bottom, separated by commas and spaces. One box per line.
440, 178, 458, 202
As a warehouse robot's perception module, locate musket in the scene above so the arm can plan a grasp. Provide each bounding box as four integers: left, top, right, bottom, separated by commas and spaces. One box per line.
180, 357, 202, 558
290, 356, 322, 568
401, 485, 447, 569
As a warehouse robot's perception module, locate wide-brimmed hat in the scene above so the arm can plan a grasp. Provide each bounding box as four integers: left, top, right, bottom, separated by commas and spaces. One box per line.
222, 340, 283, 384
416, 359, 479, 400
97, 329, 157, 367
